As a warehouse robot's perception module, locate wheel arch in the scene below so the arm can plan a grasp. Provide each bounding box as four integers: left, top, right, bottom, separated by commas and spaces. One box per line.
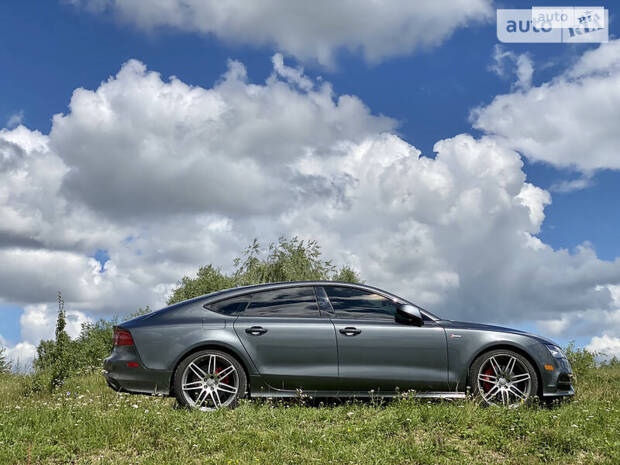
465, 343, 543, 395
168, 342, 252, 395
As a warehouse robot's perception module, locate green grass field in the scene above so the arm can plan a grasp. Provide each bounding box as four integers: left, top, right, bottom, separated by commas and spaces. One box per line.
1, 365, 618, 465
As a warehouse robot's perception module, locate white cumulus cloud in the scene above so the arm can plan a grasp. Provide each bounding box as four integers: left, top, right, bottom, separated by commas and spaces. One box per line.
4, 342, 37, 371
6, 111, 24, 128
473, 39, 620, 175
50, 58, 395, 221
67, 0, 493, 65
490, 45, 534, 91
586, 334, 620, 360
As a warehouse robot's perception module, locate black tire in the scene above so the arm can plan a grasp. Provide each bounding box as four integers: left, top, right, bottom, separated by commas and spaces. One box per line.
174, 349, 247, 410
469, 349, 538, 407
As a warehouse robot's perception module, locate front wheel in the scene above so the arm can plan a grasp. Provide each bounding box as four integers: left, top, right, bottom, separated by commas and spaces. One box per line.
174, 350, 247, 410
469, 349, 538, 407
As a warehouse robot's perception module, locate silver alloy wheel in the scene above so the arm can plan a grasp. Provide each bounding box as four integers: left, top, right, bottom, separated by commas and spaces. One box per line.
477, 354, 533, 407
180, 354, 239, 410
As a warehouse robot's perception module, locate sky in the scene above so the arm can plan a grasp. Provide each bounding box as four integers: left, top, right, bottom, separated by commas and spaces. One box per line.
1, 0, 619, 367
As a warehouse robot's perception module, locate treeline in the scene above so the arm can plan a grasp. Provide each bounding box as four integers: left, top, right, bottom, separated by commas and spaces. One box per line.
17, 237, 359, 391
166, 236, 359, 305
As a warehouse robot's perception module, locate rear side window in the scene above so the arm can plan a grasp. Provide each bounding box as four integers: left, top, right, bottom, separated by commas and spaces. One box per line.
241, 287, 320, 318
324, 286, 398, 320
207, 296, 250, 315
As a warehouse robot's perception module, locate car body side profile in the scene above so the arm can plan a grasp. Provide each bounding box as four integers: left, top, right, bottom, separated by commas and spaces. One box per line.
104, 281, 574, 409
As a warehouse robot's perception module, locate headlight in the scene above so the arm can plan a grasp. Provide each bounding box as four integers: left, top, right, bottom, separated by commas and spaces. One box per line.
545, 344, 566, 359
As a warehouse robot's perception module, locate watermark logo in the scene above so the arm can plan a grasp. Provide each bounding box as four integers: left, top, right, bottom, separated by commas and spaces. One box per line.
497, 7, 608, 43
531, 7, 605, 29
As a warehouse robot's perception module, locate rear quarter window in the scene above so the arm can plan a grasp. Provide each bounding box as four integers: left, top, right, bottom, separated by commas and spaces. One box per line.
206, 296, 250, 315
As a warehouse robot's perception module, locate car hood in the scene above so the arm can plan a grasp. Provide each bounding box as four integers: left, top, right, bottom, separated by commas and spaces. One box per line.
439, 320, 557, 345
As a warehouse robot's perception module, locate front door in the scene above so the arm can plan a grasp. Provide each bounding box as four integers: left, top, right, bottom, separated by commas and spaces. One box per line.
322, 286, 449, 393
233, 286, 338, 391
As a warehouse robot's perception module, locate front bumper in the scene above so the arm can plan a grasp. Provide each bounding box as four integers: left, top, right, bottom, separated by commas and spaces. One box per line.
541, 355, 574, 398
103, 346, 171, 395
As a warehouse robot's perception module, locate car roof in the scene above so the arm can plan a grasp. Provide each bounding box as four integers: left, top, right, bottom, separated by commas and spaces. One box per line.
201, 280, 398, 302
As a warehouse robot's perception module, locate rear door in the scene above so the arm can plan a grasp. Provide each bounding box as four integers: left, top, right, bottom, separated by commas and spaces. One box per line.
323, 286, 449, 393
233, 286, 338, 391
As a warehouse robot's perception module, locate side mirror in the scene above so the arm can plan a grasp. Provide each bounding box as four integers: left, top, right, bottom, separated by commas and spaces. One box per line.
395, 303, 424, 327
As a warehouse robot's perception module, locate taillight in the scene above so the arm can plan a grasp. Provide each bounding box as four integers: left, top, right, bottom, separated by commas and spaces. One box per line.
113, 328, 134, 346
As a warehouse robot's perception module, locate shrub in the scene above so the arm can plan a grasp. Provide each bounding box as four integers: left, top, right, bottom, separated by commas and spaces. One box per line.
0, 346, 12, 374
73, 319, 116, 373
564, 342, 597, 379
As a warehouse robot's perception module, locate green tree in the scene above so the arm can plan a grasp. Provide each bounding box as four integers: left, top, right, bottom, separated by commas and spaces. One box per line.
0, 346, 11, 373
72, 319, 115, 372
50, 291, 72, 388
167, 265, 234, 305
33, 292, 73, 389
333, 266, 361, 283
130, 305, 153, 318
168, 236, 360, 304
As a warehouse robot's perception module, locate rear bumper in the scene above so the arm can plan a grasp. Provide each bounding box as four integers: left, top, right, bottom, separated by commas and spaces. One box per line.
103, 346, 172, 396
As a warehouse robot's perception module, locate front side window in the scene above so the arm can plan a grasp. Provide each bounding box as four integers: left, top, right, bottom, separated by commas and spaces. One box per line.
324, 286, 399, 320
241, 287, 320, 318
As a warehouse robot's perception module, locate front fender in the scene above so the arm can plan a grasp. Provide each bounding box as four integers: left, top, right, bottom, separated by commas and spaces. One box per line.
443, 327, 542, 390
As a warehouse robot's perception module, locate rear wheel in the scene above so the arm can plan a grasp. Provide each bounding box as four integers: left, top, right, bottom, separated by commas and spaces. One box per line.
470, 349, 538, 408
174, 350, 247, 410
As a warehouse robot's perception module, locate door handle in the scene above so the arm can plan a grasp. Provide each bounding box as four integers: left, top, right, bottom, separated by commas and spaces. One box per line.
339, 327, 361, 336
245, 326, 268, 336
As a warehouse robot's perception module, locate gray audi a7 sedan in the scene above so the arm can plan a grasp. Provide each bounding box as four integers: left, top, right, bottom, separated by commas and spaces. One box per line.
104, 281, 574, 409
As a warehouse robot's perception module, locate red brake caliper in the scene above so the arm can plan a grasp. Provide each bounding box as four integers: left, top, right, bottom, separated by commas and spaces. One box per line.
483, 368, 494, 392
215, 367, 230, 386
